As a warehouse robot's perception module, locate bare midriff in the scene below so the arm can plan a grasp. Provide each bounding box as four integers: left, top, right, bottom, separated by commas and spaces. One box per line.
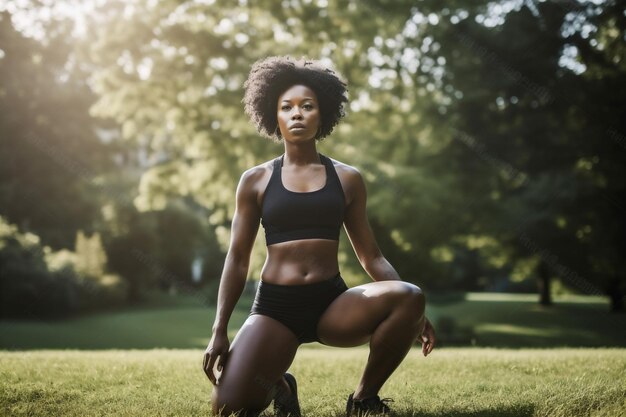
260, 239, 341, 285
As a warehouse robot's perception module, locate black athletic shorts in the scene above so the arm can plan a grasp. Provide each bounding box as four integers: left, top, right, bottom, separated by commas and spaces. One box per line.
248, 272, 349, 344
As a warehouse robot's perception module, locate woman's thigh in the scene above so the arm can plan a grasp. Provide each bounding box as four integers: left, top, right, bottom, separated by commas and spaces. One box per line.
316, 280, 423, 347
212, 314, 300, 413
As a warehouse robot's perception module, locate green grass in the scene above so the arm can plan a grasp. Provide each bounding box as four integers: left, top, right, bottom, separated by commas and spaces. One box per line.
1, 347, 624, 416
426, 292, 626, 348
1, 292, 625, 416
1, 291, 624, 350
0, 290, 256, 350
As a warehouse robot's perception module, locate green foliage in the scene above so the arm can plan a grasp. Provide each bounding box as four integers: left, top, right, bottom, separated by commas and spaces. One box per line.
0, 10, 114, 249
150, 201, 225, 288
74, 231, 108, 278
103, 203, 160, 303
0, 216, 75, 318
1, 1, 624, 310
102, 201, 225, 303
0, 216, 125, 318
407, 1, 626, 306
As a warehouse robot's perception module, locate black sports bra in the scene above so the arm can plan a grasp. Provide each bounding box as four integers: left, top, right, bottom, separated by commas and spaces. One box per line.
261, 152, 346, 246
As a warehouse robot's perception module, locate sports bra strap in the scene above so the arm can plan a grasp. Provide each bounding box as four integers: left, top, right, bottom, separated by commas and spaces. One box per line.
261, 152, 345, 246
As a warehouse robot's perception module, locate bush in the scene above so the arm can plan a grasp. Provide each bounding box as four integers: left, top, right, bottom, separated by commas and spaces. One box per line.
0, 216, 125, 319
102, 201, 225, 303
45, 248, 126, 313
0, 217, 74, 318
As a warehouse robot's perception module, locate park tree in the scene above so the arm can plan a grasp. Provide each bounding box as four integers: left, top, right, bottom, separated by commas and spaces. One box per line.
1, 2, 228, 303
72, 0, 459, 287
405, 0, 626, 309
76, 0, 626, 306
0, 10, 112, 249
4, 0, 623, 312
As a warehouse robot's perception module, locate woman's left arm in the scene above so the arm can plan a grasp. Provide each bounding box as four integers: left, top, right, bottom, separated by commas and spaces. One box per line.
342, 165, 435, 355
342, 166, 402, 282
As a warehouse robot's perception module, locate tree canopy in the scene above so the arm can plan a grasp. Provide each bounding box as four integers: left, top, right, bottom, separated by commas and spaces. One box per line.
1, 0, 624, 311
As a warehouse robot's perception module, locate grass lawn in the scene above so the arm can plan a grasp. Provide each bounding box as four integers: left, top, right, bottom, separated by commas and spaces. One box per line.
0, 291, 624, 350
1, 291, 625, 416
1, 347, 624, 416
426, 292, 626, 348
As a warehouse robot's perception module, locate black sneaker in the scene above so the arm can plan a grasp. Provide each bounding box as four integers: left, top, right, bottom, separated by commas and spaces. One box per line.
273, 372, 302, 417
346, 392, 394, 416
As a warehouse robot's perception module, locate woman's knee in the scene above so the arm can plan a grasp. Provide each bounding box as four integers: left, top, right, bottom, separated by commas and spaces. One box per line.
388, 280, 424, 301
211, 386, 232, 416
211, 387, 269, 416
394, 282, 425, 319
209, 316, 297, 416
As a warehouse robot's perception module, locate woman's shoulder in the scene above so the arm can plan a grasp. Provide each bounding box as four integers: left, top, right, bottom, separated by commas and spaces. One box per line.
325, 154, 362, 180
324, 154, 365, 201
237, 156, 277, 189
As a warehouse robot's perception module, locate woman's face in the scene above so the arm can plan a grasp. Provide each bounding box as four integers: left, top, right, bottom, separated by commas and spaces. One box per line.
276, 84, 320, 142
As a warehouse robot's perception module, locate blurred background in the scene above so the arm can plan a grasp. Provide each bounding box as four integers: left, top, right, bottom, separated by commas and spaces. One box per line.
0, 0, 624, 350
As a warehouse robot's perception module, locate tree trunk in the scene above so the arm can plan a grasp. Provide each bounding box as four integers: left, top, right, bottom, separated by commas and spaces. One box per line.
608, 277, 624, 313
127, 279, 141, 304
538, 260, 552, 306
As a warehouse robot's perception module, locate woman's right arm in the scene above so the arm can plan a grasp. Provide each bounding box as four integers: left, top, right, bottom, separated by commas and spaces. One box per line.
203, 168, 262, 385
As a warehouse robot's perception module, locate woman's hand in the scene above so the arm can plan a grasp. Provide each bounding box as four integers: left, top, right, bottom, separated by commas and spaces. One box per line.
203, 330, 230, 385
418, 317, 436, 357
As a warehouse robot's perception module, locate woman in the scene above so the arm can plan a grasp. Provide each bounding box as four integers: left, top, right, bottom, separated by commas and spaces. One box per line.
203, 56, 436, 417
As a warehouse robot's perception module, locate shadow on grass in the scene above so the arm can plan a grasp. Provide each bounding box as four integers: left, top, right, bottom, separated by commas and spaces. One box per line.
379, 404, 535, 417
426, 293, 626, 348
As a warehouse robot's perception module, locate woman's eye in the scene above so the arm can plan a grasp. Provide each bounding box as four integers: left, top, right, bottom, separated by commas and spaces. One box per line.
281, 106, 290, 111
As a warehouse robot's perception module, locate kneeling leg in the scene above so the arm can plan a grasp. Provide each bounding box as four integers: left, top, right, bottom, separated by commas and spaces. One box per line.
211, 314, 300, 416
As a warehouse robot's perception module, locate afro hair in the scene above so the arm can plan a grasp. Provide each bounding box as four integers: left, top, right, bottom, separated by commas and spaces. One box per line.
242, 55, 349, 142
